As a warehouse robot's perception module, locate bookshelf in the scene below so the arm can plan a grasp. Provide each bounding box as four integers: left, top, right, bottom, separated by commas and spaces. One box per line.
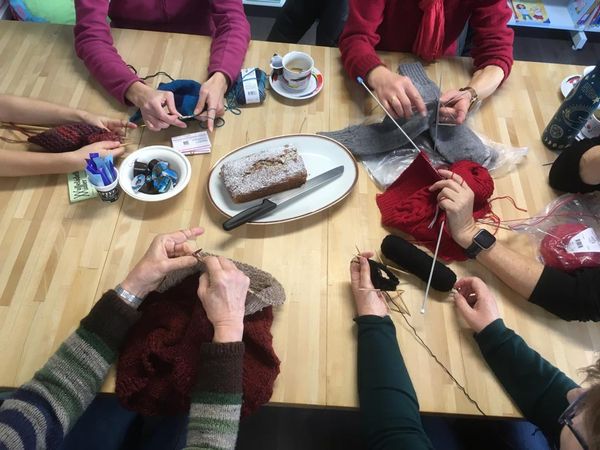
508, 0, 600, 49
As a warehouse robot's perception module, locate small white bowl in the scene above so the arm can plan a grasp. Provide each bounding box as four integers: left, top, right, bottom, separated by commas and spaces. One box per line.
119, 145, 192, 202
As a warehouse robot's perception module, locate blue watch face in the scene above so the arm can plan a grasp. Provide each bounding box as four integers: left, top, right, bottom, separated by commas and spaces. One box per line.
474, 229, 496, 249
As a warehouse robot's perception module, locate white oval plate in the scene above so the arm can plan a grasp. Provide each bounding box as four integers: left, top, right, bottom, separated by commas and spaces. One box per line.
119, 145, 192, 202
207, 134, 358, 225
269, 68, 324, 100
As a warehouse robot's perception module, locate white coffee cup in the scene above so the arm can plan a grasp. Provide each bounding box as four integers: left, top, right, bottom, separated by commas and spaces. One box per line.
582, 112, 600, 139
282, 51, 314, 91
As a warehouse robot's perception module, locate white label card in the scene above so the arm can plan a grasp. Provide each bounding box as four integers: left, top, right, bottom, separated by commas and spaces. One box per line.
566, 227, 600, 254
241, 68, 260, 104
171, 131, 211, 155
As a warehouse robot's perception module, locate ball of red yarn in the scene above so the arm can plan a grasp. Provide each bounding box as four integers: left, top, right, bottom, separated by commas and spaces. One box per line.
116, 272, 280, 417
540, 223, 600, 271
376, 152, 495, 262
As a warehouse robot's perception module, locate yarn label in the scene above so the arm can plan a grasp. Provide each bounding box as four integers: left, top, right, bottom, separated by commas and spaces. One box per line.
67, 170, 98, 203
566, 227, 600, 254
241, 68, 260, 104
171, 132, 211, 155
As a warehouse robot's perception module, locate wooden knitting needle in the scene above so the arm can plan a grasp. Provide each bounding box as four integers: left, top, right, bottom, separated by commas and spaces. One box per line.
421, 219, 445, 314
356, 77, 421, 152
1, 122, 51, 131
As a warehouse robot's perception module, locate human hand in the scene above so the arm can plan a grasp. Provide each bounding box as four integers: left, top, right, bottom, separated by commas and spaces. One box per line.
453, 277, 500, 333
120, 228, 204, 299
429, 169, 478, 248
350, 251, 389, 317
366, 66, 427, 119
439, 89, 471, 125
194, 72, 228, 132
68, 140, 123, 171
125, 82, 187, 131
197, 256, 249, 343
80, 112, 137, 137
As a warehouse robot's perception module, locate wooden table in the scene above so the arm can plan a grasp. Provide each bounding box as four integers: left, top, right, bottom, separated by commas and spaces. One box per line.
1, 21, 598, 417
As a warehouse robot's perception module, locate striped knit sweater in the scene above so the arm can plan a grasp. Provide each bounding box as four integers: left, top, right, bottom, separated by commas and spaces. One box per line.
0, 291, 244, 450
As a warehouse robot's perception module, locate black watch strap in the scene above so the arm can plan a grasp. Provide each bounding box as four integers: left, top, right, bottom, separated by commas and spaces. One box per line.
465, 229, 496, 259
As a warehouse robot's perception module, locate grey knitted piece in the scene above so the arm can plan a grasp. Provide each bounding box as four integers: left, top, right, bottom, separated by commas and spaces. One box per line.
157, 252, 286, 316
319, 62, 497, 167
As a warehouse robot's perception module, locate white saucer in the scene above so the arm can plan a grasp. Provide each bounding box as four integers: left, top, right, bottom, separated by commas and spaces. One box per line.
560, 66, 596, 98
269, 68, 324, 100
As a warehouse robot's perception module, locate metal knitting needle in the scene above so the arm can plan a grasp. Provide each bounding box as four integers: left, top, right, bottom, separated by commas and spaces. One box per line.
356, 77, 421, 152
421, 219, 445, 314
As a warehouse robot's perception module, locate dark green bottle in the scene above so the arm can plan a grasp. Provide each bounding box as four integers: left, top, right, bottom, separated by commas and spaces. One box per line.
542, 64, 600, 150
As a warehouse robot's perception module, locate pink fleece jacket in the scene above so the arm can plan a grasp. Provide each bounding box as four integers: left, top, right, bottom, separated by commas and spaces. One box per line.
74, 0, 251, 104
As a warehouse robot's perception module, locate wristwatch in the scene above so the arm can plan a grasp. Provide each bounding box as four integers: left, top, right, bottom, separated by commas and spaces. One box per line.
459, 86, 480, 112
114, 284, 144, 309
465, 229, 496, 259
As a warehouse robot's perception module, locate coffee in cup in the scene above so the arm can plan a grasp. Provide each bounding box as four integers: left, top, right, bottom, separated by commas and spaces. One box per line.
282, 51, 314, 91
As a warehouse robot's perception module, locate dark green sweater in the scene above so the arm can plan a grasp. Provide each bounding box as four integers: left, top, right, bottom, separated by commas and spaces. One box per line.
356, 316, 578, 449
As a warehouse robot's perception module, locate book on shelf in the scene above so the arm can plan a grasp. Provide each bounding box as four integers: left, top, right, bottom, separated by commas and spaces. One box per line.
510, 0, 550, 23
568, 0, 598, 23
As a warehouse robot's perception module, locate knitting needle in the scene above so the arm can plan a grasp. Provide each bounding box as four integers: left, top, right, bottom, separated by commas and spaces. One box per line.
356, 77, 421, 152
1, 123, 51, 131
421, 219, 445, 314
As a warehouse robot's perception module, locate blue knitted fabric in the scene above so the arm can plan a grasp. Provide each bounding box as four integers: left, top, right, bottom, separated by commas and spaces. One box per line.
129, 79, 201, 123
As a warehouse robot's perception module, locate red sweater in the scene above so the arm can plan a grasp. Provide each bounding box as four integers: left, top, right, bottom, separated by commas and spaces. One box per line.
339, 0, 514, 82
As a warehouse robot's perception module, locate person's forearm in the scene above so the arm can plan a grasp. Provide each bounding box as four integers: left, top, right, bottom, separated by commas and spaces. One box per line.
0, 291, 140, 449
454, 229, 544, 300
475, 319, 578, 442
356, 315, 433, 450
0, 149, 83, 176
0, 95, 88, 126
183, 342, 244, 450
466, 65, 505, 101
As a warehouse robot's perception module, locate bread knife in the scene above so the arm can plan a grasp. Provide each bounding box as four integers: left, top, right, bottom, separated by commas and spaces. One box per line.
222, 165, 345, 231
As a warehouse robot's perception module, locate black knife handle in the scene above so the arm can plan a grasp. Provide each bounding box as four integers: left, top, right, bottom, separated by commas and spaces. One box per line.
222, 199, 277, 231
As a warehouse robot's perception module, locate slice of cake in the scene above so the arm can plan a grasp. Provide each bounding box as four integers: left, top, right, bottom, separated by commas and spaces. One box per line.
221, 145, 307, 203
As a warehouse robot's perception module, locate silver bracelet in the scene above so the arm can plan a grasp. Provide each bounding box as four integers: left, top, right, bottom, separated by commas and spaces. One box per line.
114, 284, 144, 309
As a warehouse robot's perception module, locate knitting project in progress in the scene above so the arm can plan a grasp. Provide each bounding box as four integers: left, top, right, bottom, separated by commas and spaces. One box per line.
117, 256, 285, 416
376, 151, 496, 262
28, 123, 120, 152
320, 62, 497, 168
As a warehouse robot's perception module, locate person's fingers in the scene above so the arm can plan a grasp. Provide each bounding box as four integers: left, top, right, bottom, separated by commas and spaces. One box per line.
163, 255, 198, 273
205, 103, 217, 132
216, 98, 225, 117
385, 97, 403, 118
217, 256, 237, 271
163, 93, 181, 118
171, 241, 196, 258
195, 89, 209, 116
203, 255, 223, 274
198, 272, 209, 296
168, 227, 204, 244
359, 256, 375, 289
406, 83, 427, 117
144, 116, 160, 131
454, 292, 476, 323
107, 146, 126, 158
397, 91, 413, 119
429, 179, 462, 194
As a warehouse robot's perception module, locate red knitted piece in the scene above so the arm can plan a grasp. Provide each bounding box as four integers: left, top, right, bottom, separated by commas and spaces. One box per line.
376, 152, 495, 262
116, 272, 280, 417
28, 123, 120, 153
540, 223, 600, 271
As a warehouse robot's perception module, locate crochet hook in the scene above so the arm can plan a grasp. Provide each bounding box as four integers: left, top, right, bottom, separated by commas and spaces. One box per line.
356, 77, 421, 152
421, 219, 445, 314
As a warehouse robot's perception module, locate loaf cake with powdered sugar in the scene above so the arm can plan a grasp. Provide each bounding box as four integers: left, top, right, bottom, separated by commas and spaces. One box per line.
220, 145, 307, 203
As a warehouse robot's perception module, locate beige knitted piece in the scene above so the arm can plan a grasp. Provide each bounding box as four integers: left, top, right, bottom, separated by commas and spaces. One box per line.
156, 252, 286, 316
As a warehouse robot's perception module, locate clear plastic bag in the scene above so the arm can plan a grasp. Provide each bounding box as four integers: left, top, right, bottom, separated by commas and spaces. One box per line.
359, 116, 529, 190
512, 192, 600, 271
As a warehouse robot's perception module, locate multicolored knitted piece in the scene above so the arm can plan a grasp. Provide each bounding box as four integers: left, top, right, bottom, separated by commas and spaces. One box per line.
28, 123, 120, 153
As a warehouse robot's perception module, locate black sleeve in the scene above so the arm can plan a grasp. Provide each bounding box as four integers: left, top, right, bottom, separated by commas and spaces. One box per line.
548, 137, 600, 193
529, 265, 600, 321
